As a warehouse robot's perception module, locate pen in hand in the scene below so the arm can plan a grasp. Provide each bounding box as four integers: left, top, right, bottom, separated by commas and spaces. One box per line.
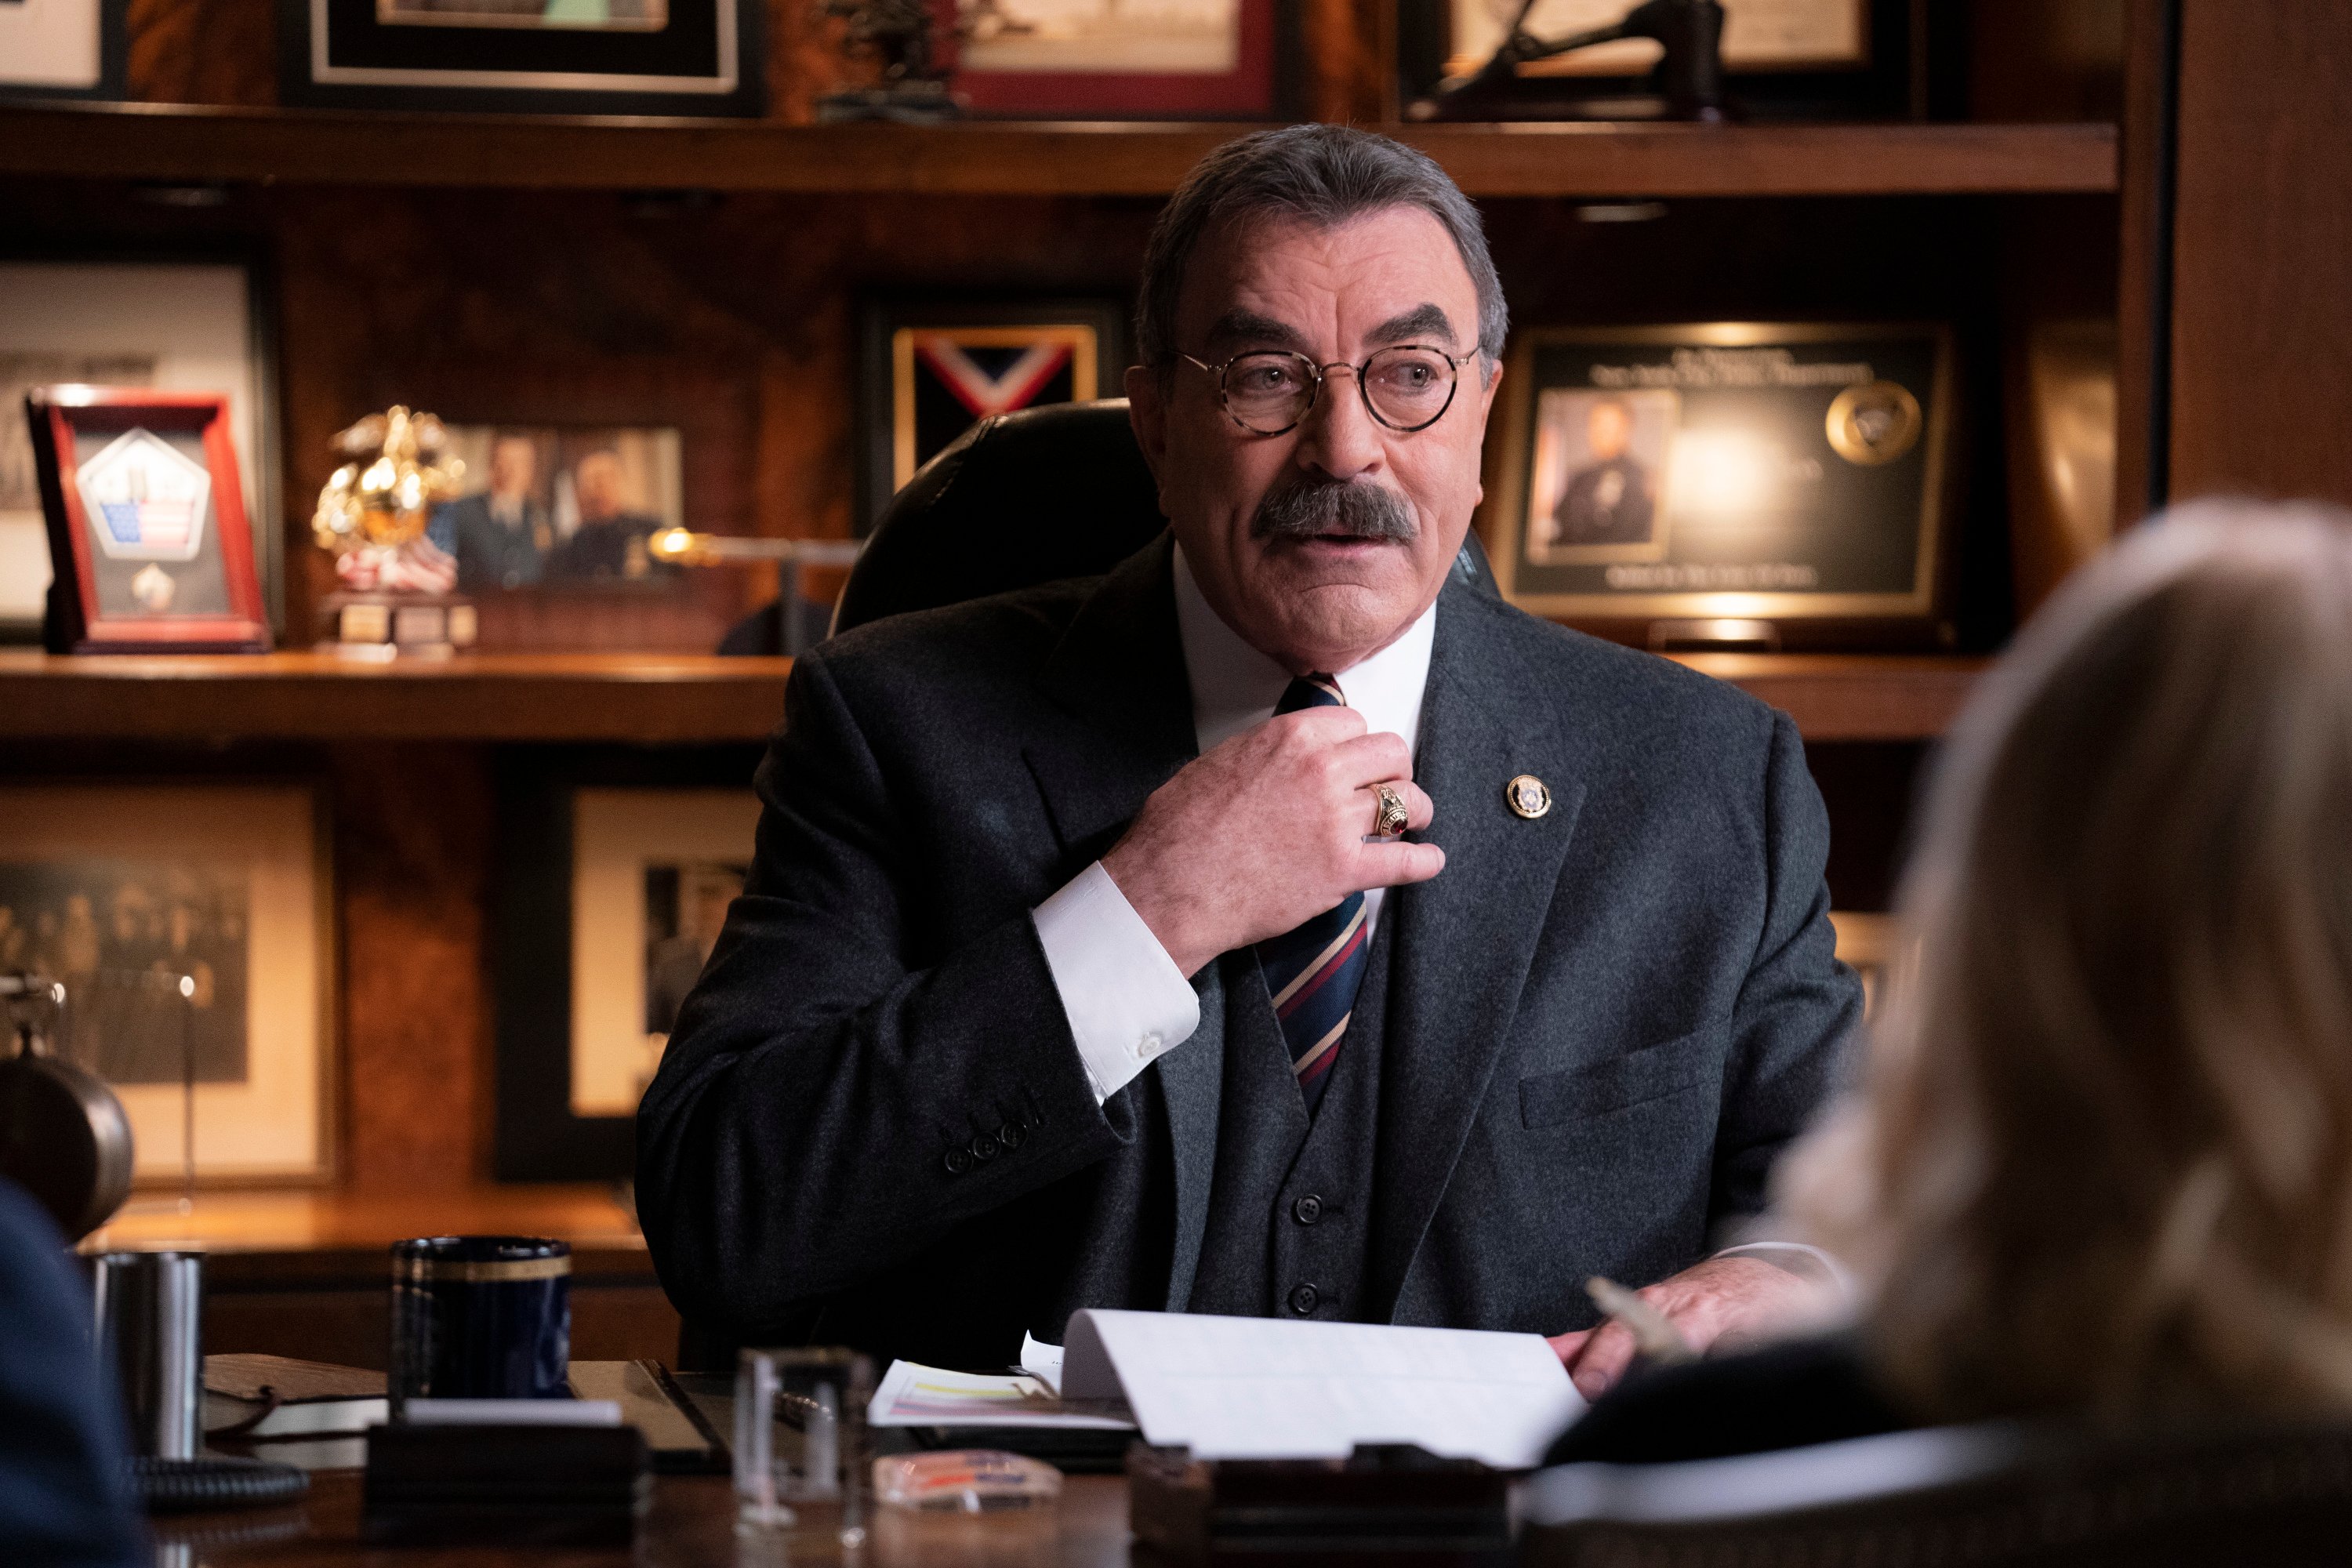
1584, 1276, 1697, 1369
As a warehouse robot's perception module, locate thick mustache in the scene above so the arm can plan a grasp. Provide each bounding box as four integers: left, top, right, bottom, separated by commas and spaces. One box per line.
1251, 481, 1419, 543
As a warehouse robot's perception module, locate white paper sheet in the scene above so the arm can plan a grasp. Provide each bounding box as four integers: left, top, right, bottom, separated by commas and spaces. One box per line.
866, 1359, 1134, 1430
1060, 1309, 1583, 1468
1018, 1331, 1067, 1394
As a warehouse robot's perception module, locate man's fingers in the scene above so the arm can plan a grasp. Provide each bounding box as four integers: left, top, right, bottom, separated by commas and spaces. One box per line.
1545, 1329, 1592, 1367
1567, 1321, 1639, 1400
1362, 780, 1434, 837
1328, 728, 1414, 786
1355, 840, 1445, 887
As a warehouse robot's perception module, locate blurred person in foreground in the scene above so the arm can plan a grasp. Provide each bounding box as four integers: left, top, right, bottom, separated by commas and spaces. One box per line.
0, 1174, 144, 1565
1554, 499, 2352, 1462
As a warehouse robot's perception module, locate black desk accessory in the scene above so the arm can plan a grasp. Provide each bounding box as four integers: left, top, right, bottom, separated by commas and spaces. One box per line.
1127, 1443, 1511, 1565
0, 971, 132, 1240
1418, 0, 1727, 123
361, 1421, 651, 1547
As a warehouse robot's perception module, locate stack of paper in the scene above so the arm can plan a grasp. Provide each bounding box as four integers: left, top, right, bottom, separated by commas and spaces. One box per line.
868, 1309, 1583, 1469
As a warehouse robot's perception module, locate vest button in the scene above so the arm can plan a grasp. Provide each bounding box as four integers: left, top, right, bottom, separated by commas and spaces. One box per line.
1288, 1283, 1319, 1316
1291, 1195, 1323, 1226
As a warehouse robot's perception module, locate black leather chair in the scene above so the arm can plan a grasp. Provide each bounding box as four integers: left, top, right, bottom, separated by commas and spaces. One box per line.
1519, 1416, 2352, 1566
829, 397, 1501, 636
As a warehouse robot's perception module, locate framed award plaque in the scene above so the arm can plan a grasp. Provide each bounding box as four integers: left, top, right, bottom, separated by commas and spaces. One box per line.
1485, 322, 1957, 649
27, 387, 273, 653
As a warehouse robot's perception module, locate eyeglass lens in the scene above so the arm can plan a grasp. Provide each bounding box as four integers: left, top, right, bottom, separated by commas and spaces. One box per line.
1221, 348, 1458, 434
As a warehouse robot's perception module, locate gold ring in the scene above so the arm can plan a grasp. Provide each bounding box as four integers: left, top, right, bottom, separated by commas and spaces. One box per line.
1371, 782, 1410, 839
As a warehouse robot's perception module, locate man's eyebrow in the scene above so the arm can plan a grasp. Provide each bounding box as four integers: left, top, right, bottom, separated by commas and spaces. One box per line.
1203, 310, 1308, 353
1367, 303, 1462, 349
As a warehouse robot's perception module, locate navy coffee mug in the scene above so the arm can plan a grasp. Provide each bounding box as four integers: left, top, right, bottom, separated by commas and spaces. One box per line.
388, 1236, 571, 1410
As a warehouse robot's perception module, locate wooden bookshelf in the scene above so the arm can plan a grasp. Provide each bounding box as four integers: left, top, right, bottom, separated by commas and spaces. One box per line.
0, 649, 1980, 742
0, 102, 2117, 198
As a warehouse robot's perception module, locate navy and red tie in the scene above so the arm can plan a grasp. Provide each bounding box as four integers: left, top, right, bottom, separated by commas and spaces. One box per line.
1255, 673, 1370, 1117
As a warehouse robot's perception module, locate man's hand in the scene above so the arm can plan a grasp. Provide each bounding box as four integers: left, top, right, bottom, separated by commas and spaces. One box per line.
1102, 707, 1443, 976
1546, 1257, 1826, 1401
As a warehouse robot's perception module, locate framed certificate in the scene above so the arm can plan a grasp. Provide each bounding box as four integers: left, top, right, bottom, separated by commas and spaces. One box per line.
1485, 322, 1957, 648
935, 0, 1284, 117
280, 0, 761, 115
0, 0, 126, 100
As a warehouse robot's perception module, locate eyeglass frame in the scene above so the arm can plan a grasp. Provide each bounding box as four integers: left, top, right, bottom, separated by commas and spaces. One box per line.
1175, 343, 1486, 437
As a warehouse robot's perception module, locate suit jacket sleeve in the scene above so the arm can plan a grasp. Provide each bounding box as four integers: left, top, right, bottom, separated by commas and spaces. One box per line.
635, 649, 1131, 1333
1711, 708, 1863, 1230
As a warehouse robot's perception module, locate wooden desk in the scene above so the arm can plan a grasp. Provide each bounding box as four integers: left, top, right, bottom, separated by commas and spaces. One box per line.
155, 1469, 1134, 1566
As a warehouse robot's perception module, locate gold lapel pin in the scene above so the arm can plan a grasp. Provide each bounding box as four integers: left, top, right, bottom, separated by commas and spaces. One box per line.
1505, 774, 1552, 820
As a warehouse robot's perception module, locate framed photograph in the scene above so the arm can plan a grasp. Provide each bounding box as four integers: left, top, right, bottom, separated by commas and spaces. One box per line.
858, 298, 1127, 528
0, 0, 127, 100
28, 389, 273, 653
1397, 0, 1915, 120
0, 785, 333, 1188
937, 0, 1284, 116
0, 256, 281, 642
1485, 322, 1957, 648
428, 423, 684, 593
494, 752, 763, 1181
1829, 909, 1894, 1025
279, 0, 761, 115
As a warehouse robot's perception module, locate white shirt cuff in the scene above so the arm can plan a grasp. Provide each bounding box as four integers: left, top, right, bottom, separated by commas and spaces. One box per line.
1032, 861, 1201, 1104
1711, 1240, 1856, 1301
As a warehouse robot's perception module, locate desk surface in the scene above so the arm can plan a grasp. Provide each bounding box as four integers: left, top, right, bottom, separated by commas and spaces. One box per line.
159, 1469, 1133, 1567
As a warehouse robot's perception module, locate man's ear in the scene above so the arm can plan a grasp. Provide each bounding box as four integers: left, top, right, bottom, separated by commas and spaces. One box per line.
1125, 363, 1178, 516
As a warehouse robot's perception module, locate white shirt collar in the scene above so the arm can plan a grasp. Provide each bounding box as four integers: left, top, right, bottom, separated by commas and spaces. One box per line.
1171, 543, 1439, 758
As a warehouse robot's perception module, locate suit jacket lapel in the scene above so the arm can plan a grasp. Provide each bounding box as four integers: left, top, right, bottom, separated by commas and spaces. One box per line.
1019, 532, 1224, 1313
1370, 583, 1587, 1316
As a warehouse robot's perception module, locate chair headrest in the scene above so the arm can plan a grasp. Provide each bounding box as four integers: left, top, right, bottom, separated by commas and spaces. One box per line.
831, 397, 1504, 637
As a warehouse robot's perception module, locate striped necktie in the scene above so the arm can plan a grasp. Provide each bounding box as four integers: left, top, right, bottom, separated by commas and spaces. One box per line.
1254, 673, 1370, 1117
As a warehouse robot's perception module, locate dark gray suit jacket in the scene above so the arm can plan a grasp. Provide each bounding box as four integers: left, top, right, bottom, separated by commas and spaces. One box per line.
637, 536, 1859, 1368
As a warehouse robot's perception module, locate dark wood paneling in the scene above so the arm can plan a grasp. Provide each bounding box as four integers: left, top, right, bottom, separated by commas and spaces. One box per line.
2165, 0, 2352, 506
2112, 0, 2173, 528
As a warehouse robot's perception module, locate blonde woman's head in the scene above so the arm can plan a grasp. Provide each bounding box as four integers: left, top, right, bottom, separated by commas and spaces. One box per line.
1786, 499, 2352, 1423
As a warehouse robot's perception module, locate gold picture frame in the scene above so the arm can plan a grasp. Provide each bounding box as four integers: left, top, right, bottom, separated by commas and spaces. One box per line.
1484, 321, 1956, 638
0, 783, 333, 1187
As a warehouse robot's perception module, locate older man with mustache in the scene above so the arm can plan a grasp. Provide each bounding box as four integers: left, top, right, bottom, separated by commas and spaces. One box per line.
638, 125, 1860, 1397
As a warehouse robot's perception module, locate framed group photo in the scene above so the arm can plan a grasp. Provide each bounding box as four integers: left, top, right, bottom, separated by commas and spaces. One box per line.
1484, 321, 1957, 648
0, 785, 334, 1188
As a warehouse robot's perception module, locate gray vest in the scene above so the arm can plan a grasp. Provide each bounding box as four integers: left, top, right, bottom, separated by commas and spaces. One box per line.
1185, 914, 1397, 1322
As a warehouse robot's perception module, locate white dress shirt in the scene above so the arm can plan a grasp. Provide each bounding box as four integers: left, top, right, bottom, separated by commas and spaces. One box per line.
1031, 546, 1439, 1102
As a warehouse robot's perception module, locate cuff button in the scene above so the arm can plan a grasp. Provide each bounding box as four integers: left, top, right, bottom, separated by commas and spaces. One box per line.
998, 1121, 1025, 1150
971, 1134, 1001, 1162
943, 1148, 973, 1175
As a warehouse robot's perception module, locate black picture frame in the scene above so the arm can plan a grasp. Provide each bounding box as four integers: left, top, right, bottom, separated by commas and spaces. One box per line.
279, 0, 762, 117
1482, 321, 1961, 651
0, 241, 285, 644
856, 296, 1131, 532
0, 0, 129, 103
492, 744, 764, 1182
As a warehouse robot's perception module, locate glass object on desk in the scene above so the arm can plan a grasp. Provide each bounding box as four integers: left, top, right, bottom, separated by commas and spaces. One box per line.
735, 1346, 874, 1546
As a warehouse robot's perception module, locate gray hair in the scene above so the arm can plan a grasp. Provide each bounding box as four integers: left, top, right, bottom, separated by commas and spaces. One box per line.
1135, 124, 1508, 379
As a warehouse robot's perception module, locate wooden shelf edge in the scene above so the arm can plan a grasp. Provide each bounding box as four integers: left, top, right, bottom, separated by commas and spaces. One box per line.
0, 103, 2117, 198
1671, 652, 1986, 741
0, 649, 1979, 742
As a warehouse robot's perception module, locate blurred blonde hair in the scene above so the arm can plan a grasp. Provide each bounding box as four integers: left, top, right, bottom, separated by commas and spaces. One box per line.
1783, 499, 2352, 1423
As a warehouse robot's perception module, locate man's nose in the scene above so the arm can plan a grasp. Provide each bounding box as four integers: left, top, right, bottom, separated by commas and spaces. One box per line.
1292, 365, 1385, 481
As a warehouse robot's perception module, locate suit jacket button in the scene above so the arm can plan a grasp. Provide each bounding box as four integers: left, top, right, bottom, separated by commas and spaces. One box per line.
998, 1121, 1025, 1150
943, 1148, 973, 1175
1288, 1283, 1319, 1316
970, 1134, 1000, 1161
1291, 1195, 1323, 1226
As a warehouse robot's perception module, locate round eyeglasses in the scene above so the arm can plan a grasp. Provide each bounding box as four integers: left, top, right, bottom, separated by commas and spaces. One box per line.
1179, 344, 1481, 436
